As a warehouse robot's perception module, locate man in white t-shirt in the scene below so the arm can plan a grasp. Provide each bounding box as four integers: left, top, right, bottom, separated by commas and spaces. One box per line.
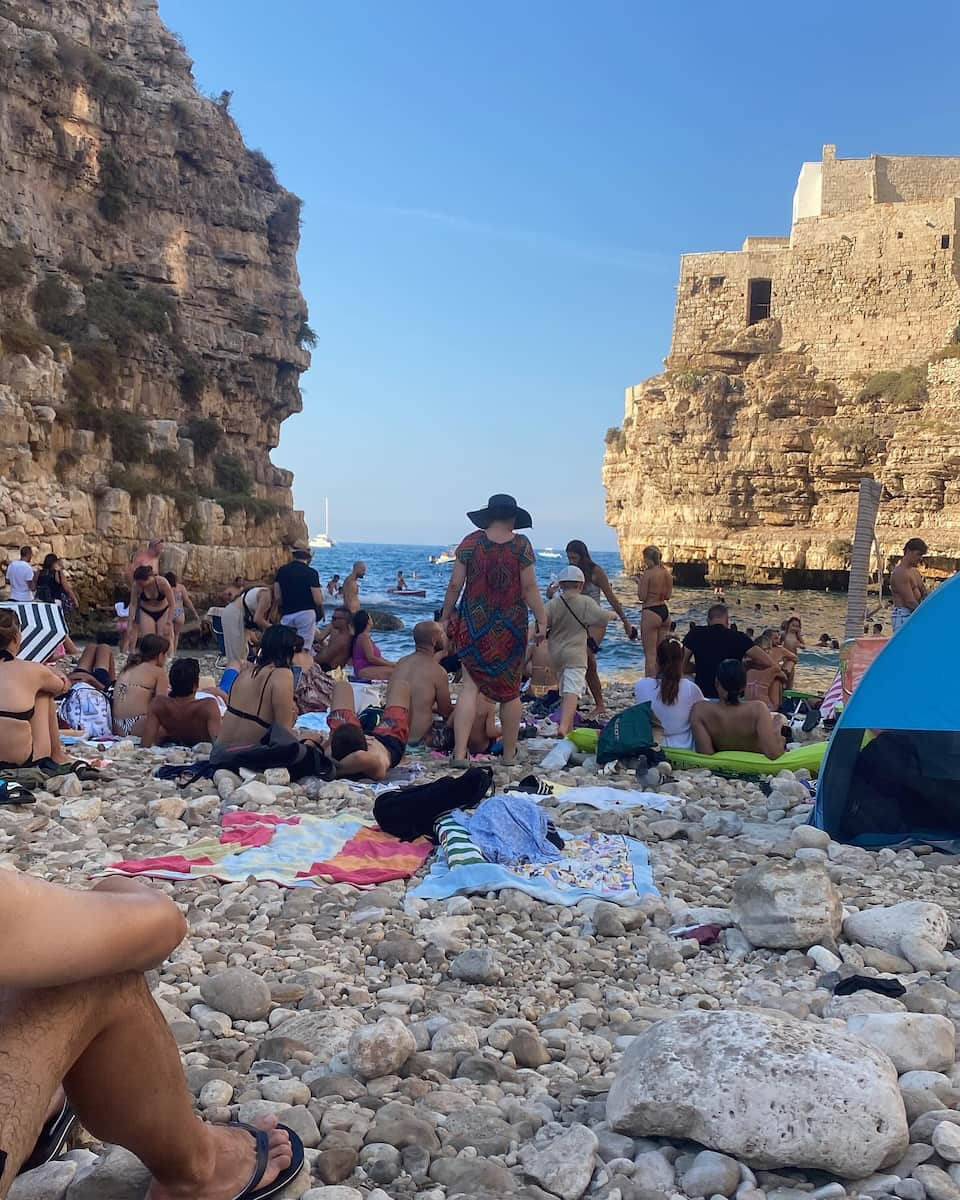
6, 546, 35, 602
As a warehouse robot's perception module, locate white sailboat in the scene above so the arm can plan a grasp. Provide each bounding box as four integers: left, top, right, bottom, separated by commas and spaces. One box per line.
309, 497, 336, 549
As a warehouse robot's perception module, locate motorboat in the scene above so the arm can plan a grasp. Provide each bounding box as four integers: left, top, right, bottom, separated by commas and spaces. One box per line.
539, 548, 563, 559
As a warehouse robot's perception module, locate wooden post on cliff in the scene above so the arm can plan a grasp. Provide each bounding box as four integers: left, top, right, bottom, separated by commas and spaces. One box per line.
844, 478, 883, 642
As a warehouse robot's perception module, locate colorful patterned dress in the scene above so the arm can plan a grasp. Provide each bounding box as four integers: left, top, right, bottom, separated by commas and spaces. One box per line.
454, 531, 535, 702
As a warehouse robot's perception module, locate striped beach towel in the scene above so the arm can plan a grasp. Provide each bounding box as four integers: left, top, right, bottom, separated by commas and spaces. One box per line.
435, 812, 485, 867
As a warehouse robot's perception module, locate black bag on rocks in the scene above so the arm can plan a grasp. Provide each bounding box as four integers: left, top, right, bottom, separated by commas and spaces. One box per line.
157, 723, 333, 787
374, 766, 494, 842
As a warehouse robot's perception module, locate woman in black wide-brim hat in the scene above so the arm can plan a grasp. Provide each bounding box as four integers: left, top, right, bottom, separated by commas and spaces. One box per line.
440, 494, 548, 765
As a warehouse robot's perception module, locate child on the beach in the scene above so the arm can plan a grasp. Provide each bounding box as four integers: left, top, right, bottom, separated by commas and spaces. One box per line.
544, 566, 607, 735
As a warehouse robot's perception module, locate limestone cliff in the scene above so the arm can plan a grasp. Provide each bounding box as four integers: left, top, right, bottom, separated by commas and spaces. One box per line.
603, 333, 960, 584
0, 0, 310, 599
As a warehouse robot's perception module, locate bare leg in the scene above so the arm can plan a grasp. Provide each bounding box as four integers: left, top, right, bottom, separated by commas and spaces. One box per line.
77, 644, 98, 673
500, 696, 521, 763
557, 692, 578, 737
171, 619, 184, 654
29, 695, 68, 764
330, 679, 356, 713
640, 610, 663, 678
0, 972, 292, 1200
585, 650, 605, 714
452, 670, 479, 761
63, 638, 80, 656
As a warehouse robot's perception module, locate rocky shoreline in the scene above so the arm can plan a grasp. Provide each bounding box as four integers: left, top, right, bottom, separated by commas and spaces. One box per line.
10, 690, 960, 1200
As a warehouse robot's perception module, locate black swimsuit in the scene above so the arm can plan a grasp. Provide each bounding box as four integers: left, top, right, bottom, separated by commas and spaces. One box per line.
139, 582, 169, 623
644, 604, 669, 622
226, 668, 275, 730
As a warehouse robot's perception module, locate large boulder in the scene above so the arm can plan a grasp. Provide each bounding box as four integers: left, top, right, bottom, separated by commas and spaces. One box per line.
606, 1010, 908, 1177
347, 1017, 415, 1080
733, 859, 842, 949
843, 902, 950, 971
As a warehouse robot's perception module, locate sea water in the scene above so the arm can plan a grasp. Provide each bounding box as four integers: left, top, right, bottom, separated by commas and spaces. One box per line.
311, 542, 875, 691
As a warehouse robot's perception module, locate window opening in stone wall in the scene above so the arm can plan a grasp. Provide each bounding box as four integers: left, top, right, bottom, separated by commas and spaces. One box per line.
942, 235, 951, 250
897, 231, 903, 239
747, 278, 772, 325
709, 276, 725, 289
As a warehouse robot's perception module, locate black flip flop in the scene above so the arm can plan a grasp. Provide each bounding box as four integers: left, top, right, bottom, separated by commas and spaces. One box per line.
0, 781, 34, 806
18, 1097, 76, 1175
230, 1123, 305, 1200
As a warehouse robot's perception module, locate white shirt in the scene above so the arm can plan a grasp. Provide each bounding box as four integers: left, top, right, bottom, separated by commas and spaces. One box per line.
634, 676, 705, 749
6, 559, 34, 602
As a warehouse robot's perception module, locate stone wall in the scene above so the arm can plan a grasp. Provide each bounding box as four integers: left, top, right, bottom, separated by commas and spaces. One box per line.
0, 0, 309, 601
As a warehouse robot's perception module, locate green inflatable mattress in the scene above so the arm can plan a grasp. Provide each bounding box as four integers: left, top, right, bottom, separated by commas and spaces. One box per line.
664, 741, 827, 777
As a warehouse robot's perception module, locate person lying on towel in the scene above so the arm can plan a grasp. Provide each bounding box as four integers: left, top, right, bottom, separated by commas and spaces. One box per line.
328, 677, 412, 781
690, 659, 788, 760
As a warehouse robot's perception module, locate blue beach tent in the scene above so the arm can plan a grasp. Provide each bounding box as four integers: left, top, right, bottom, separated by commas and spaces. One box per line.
813, 571, 960, 849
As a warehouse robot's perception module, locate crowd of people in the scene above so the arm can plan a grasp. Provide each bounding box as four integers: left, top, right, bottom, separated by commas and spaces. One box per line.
0, 514, 936, 781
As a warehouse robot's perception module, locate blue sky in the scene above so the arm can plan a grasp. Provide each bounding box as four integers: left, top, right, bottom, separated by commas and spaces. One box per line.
158, 0, 960, 549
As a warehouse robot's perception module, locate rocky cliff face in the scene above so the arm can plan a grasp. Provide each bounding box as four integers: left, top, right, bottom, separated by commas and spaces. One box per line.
0, 0, 309, 600
603, 322, 960, 583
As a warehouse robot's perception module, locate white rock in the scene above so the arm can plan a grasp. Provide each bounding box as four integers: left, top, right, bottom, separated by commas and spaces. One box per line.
733, 859, 842, 949
190, 1004, 232, 1036
933, 1123, 960, 1162
632, 1150, 676, 1192
843, 902, 949, 968
199, 1079, 234, 1107
847, 1014, 956, 1073
59, 794, 100, 821
808, 945, 844, 973
347, 1017, 415, 1079
682, 1150, 742, 1198
9, 1159, 77, 1200
233, 780, 278, 806
606, 1010, 908, 1177
520, 1124, 599, 1200
792, 825, 831, 850
260, 1076, 311, 1105
431, 1022, 480, 1053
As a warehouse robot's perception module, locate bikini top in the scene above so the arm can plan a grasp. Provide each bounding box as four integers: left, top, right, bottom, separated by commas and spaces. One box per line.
226, 667, 275, 730
0, 650, 36, 721
139, 581, 167, 609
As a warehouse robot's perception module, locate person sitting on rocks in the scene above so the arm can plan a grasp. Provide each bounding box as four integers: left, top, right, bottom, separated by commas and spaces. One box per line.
743, 632, 790, 712
0, 869, 304, 1195
690, 659, 788, 760
217, 624, 301, 746
328, 677, 412, 781
350, 610, 396, 681
112, 635, 170, 737
141, 657, 222, 748
0, 609, 72, 768
314, 607, 354, 671
391, 621, 453, 744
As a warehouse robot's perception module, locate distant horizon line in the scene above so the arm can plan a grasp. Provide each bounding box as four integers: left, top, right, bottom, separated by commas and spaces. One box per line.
306, 540, 622, 551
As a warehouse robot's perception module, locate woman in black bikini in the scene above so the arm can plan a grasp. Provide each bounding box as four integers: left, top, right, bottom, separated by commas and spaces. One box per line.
128, 566, 175, 650
636, 545, 673, 678
217, 624, 300, 748
0, 610, 72, 768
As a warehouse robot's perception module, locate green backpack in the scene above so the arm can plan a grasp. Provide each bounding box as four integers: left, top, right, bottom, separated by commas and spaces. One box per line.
596, 702, 655, 765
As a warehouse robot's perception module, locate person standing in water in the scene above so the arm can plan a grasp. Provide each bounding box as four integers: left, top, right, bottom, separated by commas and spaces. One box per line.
890, 537, 928, 632
342, 562, 366, 613
635, 545, 673, 678
396, 570, 407, 592
547, 540, 635, 719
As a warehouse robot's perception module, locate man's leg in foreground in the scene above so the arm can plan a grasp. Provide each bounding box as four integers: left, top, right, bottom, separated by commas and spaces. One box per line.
0, 972, 292, 1200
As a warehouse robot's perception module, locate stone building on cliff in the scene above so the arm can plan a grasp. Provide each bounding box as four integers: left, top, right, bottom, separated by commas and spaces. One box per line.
604, 144, 960, 584
0, 0, 310, 603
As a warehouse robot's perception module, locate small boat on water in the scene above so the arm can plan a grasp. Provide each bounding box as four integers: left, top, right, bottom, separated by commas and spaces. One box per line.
388, 588, 427, 597
539, 547, 562, 559
428, 548, 456, 565
309, 497, 336, 549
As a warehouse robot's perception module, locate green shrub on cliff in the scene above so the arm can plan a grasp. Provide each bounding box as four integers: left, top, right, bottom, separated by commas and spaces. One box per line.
183, 416, 222, 460
859, 366, 927, 407
97, 148, 130, 223
1, 318, 52, 359
214, 454, 253, 494
33, 273, 73, 335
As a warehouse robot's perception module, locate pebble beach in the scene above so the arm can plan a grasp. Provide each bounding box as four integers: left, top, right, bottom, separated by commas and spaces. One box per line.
12, 675, 960, 1200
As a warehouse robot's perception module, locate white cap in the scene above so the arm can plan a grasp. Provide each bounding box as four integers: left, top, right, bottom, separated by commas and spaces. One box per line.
557, 565, 585, 584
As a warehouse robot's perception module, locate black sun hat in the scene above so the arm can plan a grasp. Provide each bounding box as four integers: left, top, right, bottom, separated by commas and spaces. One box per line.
466, 493, 533, 530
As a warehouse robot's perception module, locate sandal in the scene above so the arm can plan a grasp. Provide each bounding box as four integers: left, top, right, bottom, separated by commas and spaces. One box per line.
229, 1122, 305, 1200
0, 780, 34, 806
18, 1097, 76, 1175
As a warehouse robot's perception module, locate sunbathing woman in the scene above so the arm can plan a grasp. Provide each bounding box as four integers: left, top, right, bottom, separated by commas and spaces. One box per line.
112, 635, 170, 737
0, 610, 72, 768
350, 610, 395, 681
127, 566, 175, 649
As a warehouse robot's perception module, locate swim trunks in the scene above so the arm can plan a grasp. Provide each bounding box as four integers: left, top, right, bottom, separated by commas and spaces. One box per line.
891, 607, 912, 632
328, 704, 410, 767
644, 604, 669, 622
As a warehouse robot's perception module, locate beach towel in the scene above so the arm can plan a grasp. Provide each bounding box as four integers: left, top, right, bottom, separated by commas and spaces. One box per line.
536, 785, 670, 813
411, 827, 657, 908
451, 793, 562, 866
434, 812, 485, 867
107, 810, 432, 888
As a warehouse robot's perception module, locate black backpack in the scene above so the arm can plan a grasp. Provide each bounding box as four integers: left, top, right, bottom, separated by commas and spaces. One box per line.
374, 766, 494, 842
